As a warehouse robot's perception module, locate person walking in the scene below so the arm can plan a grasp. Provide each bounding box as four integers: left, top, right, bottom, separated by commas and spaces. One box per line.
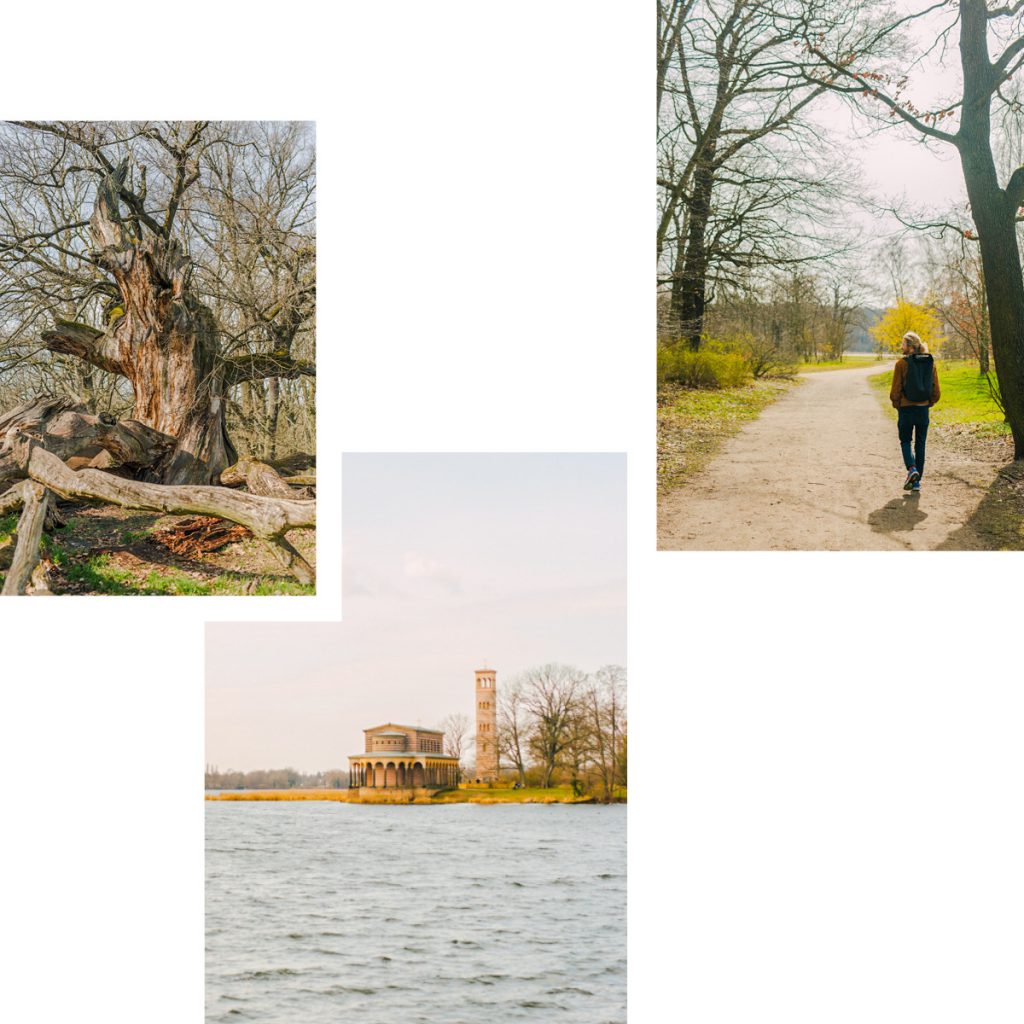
889, 331, 940, 491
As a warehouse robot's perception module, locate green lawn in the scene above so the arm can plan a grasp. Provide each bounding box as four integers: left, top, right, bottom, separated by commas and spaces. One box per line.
57, 553, 314, 595
658, 378, 796, 493
798, 355, 883, 373
868, 359, 1009, 436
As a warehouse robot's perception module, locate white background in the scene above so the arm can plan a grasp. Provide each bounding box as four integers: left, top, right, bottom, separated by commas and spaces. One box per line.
4, 4, 1022, 1023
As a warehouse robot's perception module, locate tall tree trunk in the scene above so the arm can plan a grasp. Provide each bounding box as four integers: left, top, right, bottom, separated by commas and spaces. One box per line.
960, 0, 1024, 458
979, 276, 990, 375
672, 158, 715, 350
41, 162, 235, 484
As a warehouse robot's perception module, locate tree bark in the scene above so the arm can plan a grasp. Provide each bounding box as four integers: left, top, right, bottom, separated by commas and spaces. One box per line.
672, 157, 716, 350
220, 457, 296, 498
40, 161, 236, 483
0, 395, 175, 490
0, 480, 49, 596
959, 0, 1024, 458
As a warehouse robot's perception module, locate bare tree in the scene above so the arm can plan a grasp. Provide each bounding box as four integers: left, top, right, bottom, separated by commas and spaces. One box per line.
928, 228, 992, 372
0, 122, 317, 593
584, 665, 628, 802
0, 120, 315, 483
521, 664, 585, 789
439, 712, 472, 767
497, 676, 531, 786
658, 0, 853, 348
801, 0, 1024, 457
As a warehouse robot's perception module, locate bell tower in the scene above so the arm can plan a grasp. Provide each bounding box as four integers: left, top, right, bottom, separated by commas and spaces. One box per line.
474, 668, 498, 781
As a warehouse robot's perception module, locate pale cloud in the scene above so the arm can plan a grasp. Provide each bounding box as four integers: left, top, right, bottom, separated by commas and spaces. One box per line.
402, 552, 463, 595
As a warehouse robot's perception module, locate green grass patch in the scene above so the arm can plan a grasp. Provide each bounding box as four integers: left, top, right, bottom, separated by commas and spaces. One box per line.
60, 553, 314, 596
0, 514, 17, 543
798, 355, 883, 373
658, 378, 796, 493
868, 359, 1009, 436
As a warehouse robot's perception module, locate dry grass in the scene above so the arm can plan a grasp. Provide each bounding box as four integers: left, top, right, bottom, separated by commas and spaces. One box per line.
206, 789, 349, 801
431, 786, 599, 804
658, 378, 796, 494
205, 786, 627, 805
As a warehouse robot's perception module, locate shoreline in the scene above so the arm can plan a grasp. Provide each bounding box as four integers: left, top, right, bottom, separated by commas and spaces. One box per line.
205, 786, 626, 805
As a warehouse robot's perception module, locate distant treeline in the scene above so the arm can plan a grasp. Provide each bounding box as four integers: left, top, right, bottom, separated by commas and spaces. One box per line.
205, 767, 347, 791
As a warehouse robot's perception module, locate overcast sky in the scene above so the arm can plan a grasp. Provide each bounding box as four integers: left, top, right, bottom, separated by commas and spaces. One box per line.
766, 1, 1020, 306
206, 454, 626, 772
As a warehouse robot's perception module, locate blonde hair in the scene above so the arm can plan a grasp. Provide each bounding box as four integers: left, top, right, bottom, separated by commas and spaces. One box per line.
903, 331, 928, 354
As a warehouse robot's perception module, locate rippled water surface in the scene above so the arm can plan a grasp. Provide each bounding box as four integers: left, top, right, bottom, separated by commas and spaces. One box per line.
206, 802, 626, 1023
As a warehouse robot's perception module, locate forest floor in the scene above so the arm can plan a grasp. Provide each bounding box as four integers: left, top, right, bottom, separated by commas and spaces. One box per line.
0, 504, 315, 595
658, 360, 1022, 551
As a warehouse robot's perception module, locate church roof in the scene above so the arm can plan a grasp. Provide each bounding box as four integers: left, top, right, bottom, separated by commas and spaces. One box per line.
348, 751, 459, 761
364, 722, 443, 735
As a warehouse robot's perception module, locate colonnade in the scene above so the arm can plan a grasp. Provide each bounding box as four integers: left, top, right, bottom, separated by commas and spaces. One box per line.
348, 759, 460, 789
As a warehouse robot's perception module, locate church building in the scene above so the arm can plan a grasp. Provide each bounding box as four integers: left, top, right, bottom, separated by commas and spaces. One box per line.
347, 723, 460, 791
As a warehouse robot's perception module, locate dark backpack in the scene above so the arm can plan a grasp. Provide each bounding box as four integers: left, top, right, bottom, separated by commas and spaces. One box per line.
902, 354, 934, 403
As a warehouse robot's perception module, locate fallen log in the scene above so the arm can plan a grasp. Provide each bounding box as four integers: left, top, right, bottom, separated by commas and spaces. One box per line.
0, 480, 50, 596
18, 437, 314, 584
220, 457, 297, 498
0, 394, 316, 592
0, 394, 176, 488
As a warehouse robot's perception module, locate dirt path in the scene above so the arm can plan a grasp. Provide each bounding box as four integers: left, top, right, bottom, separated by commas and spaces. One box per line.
658, 363, 1000, 551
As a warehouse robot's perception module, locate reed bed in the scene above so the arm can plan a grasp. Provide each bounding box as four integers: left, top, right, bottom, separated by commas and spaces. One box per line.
206, 789, 349, 802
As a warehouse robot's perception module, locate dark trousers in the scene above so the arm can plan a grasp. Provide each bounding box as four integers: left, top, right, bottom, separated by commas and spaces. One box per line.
898, 406, 929, 477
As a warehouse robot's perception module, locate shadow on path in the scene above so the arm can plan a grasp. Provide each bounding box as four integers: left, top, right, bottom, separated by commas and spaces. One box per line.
936, 462, 1024, 551
868, 492, 928, 534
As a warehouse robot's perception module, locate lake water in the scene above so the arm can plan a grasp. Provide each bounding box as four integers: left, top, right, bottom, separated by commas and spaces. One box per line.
206, 802, 626, 1023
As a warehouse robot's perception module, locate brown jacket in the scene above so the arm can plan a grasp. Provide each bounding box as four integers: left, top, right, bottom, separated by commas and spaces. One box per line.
890, 357, 940, 408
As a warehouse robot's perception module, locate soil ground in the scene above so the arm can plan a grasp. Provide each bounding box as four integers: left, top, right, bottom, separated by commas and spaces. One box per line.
658, 362, 1020, 551
0, 504, 315, 594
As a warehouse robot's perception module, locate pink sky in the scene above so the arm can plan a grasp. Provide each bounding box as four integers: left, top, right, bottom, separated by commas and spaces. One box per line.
206, 454, 626, 772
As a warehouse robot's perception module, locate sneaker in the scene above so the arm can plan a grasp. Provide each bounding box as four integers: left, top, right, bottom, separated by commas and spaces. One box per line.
911, 481, 921, 492
904, 468, 920, 490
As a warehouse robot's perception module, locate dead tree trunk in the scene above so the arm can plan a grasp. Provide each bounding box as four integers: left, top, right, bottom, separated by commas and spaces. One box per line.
0, 481, 50, 596
40, 162, 234, 484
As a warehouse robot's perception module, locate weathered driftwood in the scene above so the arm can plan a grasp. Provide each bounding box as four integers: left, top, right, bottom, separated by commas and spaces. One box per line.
220, 458, 297, 498
0, 480, 50, 596
23, 437, 312, 585
12, 434, 311, 527
0, 395, 175, 489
